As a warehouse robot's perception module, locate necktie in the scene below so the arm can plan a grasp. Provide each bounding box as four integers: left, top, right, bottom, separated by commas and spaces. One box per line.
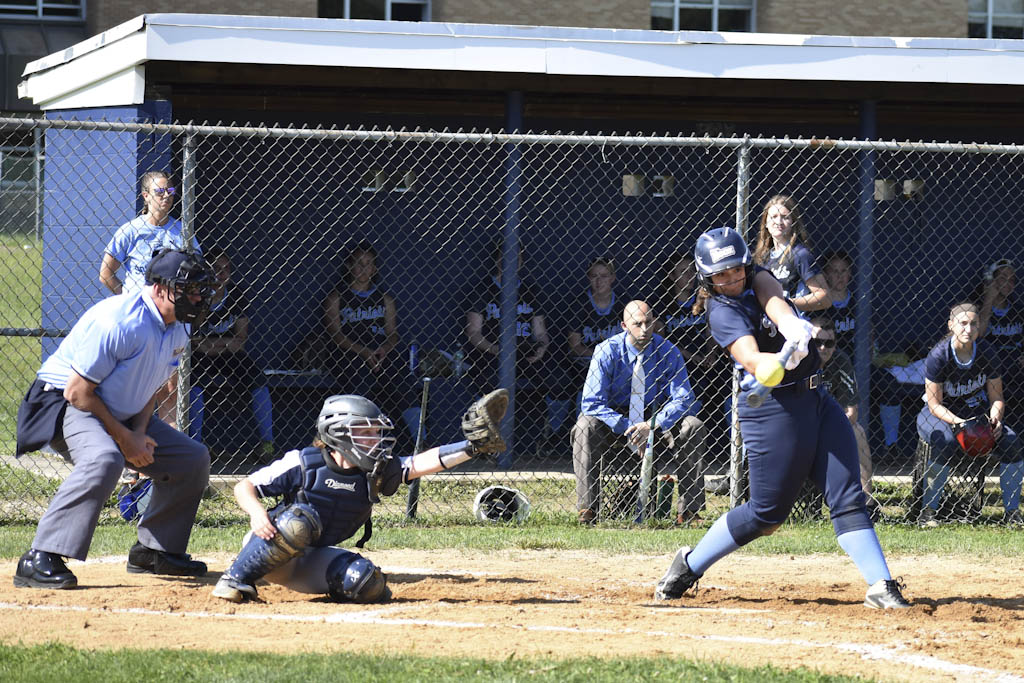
629, 352, 645, 429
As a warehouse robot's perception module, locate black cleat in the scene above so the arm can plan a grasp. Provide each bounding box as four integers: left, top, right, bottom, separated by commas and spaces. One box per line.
13, 549, 78, 589
127, 542, 207, 577
655, 546, 700, 600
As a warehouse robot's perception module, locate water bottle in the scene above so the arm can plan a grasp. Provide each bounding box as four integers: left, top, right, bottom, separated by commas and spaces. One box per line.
453, 349, 465, 379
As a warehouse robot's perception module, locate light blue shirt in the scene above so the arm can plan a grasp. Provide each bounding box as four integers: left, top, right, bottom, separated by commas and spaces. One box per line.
581, 331, 699, 434
37, 290, 190, 421
105, 215, 201, 294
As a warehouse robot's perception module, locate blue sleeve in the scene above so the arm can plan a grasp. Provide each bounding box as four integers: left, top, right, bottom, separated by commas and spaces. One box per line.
707, 299, 753, 349
923, 344, 944, 383
249, 450, 304, 498
105, 221, 134, 261
68, 316, 131, 385
792, 244, 822, 283
581, 341, 629, 434
982, 343, 1004, 381
653, 341, 700, 429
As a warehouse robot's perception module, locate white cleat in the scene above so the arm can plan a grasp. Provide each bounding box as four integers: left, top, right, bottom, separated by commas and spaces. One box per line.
864, 578, 911, 609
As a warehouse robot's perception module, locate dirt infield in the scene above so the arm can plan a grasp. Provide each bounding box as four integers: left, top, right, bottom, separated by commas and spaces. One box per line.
1, 549, 1022, 682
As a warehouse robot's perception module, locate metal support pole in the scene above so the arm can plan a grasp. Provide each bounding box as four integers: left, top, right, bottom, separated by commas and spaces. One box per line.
498, 90, 523, 467
176, 131, 197, 433
855, 101, 877, 433
730, 138, 752, 506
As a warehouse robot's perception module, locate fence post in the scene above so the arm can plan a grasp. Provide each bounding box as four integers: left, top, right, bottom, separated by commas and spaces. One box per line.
855, 101, 877, 434
176, 129, 197, 433
731, 136, 752, 506
498, 91, 523, 467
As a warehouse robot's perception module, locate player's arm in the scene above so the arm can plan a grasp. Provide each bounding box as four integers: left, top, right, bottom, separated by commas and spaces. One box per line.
64, 371, 155, 467
924, 379, 963, 425
466, 311, 497, 355
790, 273, 831, 312
568, 330, 591, 358
99, 253, 123, 294
374, 294, 400, 357
232, 478, 275, 540
403, 441, 474, 482
726, 334, 779, 376
978, 280, 999, 337
527, 314, 549, 361
986, 376, 1005, 435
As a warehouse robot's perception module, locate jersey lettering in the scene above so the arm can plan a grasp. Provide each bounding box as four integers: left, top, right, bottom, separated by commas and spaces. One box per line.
484, 301, 535, 321
760, 314, 779, 337
341, 305, 386, 324
582, 323, 620, 346
944, 375, 986, 398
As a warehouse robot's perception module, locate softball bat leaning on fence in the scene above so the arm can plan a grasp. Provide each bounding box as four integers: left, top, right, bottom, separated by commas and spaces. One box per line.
745, 340, 798, 408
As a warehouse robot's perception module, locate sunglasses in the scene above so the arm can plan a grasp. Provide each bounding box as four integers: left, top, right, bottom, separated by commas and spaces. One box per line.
816, 339, 836, 349
149, 187, 177, 198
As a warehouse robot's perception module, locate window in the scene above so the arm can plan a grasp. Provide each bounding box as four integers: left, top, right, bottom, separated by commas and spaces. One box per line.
319, 0, 430, 22
0, 0, 84, 21
651, 0, 755, 32
969, 0, 1024, 39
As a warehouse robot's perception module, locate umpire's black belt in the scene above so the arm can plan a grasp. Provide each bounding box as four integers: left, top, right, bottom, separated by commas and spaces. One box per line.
771, 371, 821, 394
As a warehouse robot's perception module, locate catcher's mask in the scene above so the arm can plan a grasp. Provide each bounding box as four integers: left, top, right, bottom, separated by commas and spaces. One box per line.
316, 394, 396, 475
144, 247, 217, 327
955, 416, 997, 458
473, 485, 531, 522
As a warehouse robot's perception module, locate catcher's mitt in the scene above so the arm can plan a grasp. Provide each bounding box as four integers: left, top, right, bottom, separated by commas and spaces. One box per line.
461, 388, 509, 455
953, 415, 997, 458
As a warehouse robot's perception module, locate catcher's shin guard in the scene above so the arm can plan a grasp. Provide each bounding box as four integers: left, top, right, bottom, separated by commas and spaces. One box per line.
212, 504, 322, 602
326, 552, 390, 603
654, 546, 700, 600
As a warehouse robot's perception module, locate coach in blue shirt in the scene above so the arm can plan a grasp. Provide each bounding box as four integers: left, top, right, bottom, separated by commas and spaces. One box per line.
14, 248, 214, 590
571, 300, 707, 525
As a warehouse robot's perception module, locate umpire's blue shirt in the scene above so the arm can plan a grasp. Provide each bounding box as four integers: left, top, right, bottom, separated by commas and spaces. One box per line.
37, 289, 189, 421
581, 331, 699, 435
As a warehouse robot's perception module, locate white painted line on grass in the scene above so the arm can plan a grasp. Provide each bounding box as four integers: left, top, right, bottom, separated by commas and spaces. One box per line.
0, 601, 1018, 683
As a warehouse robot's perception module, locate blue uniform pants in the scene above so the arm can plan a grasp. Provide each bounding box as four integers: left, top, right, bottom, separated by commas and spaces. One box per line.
727, 387, 871, 546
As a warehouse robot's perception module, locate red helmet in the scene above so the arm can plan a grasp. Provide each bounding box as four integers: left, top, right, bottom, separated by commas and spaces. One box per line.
954, 416, 997, 458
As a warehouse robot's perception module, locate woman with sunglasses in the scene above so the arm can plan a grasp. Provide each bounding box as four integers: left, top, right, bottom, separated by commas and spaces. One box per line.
100, 171, 201, 295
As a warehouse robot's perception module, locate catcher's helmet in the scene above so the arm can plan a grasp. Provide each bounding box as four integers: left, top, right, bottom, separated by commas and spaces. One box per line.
316, 394, 396, 472
144, 248, 217, 326
473, 485, 531, 522
955, 416, 997, 458
693, 227, 752, 294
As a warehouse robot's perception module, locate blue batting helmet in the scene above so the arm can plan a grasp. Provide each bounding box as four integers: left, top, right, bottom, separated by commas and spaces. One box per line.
694, 227, 752, 294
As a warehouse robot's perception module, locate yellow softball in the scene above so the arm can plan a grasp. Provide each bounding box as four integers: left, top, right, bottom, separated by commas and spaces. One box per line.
754, 359, 785, 387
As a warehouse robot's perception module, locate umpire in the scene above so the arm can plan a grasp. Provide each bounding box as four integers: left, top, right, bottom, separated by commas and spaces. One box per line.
13, 248, 215, 589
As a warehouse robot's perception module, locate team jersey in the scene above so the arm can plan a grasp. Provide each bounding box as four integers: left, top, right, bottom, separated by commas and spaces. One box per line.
248, 446, 404, 547
923, 338, 1002, 419
821, 348, 859, 408
465, 276, 542, 358
661, 292, 708, 359
105, 216, 201, 294
761, 243, 821, 300
985, 302, 1024, 358
334, 286, 391, 349
568, 291, 621, 371
706, 268, 821, 386
824, 291, 857, 356
198, 282, 249, 338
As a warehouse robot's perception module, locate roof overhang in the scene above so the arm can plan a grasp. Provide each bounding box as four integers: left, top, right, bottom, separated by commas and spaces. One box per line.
19, 13, 1024, 111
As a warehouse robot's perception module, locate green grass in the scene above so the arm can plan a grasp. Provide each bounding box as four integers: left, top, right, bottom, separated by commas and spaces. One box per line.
0, 643, 868, 682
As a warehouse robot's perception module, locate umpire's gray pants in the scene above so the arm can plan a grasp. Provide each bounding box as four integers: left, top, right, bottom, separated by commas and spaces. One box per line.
571, 414, 706, 516
33, 405, 210, 561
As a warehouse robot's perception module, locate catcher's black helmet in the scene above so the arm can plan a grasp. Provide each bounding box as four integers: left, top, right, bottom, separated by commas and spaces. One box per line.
473, 485, 530, 522
144, 248, 217, 326
693, 227, 752, 295
316, 394, 396, 472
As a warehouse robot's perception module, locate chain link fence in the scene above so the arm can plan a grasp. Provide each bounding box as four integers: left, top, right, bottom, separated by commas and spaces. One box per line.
1, 117, 1023, 528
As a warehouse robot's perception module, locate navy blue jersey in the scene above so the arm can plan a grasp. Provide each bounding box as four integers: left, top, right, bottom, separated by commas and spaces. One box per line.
824, 290, 856, 356
334, 286, 391, 348
248, 447, 403, 547
985, 302, 1024, 357
661, 292, 708, 359
762, 243, 821, 300
465, 276, 541, 360
198, 282, 249, 339
568, 291, 621, 373
923, 338, 1002, 419
706, 269, 821, 385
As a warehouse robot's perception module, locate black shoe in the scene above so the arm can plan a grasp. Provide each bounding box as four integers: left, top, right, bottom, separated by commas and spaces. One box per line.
126, 542, 207, 577
13, 549, 78, 589
655, 546, 700, 600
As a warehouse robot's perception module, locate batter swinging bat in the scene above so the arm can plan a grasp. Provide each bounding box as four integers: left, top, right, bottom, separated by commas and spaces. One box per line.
746, 340, 798, 408
404, 376, 432, 519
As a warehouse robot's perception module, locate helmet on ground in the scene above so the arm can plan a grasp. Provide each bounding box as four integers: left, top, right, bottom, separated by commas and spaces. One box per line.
693, 227, 752, 294
955, 416, 997, 458
473, 485, 531, 522
316, 394, 395, 472
144, 247, 217, 325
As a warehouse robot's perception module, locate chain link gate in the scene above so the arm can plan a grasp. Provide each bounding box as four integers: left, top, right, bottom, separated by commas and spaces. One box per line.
2, 117, 1023, 528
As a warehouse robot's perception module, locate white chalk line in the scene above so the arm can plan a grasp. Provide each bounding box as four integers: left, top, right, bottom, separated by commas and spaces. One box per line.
0, 601, 1019, 682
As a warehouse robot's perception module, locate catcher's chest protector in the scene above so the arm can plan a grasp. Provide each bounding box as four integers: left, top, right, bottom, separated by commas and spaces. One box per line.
290, 447, 373, 547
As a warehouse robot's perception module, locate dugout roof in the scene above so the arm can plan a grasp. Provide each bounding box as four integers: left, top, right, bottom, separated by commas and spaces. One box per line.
16, 13, 1024, 137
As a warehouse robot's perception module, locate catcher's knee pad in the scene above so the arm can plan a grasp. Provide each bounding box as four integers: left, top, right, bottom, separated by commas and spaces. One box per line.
326, 553, 390, 604
224, 504, 322, 585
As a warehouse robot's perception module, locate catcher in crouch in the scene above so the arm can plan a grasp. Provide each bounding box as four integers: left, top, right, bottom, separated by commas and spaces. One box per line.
212, 389, 508, 603
915, 301, 1024, 527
